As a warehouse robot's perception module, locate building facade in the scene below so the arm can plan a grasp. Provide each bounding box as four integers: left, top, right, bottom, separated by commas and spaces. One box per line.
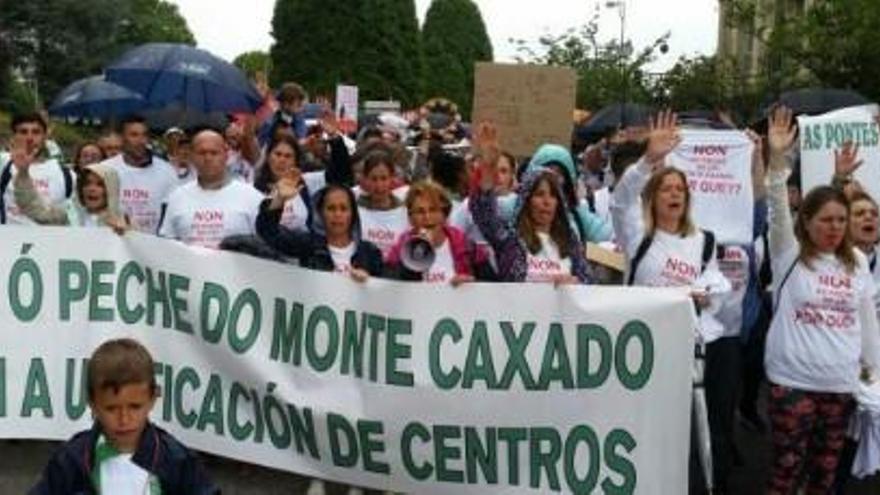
717, 0, 817, 80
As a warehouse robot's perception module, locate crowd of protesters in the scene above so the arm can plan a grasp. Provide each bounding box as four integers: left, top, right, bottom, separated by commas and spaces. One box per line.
3, 77, 880, 495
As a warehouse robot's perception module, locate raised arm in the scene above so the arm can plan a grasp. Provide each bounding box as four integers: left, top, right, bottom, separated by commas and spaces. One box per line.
13, 167, 69, 225
255, 172, 312, 259
10, 138, 69, 225
320, 110, 354, 187
765, 106, 799, 258
611, 109, 682, 257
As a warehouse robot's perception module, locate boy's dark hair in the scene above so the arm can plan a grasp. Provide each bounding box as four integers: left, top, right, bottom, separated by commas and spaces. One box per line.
278, 82, 307, 104
362, 149, 394, 177
11, 112, 48, 132
87, 338, 157, 400
117, 114, 147, 133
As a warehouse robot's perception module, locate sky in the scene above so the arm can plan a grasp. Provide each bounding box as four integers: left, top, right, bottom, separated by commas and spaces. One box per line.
169, 0, 719, 72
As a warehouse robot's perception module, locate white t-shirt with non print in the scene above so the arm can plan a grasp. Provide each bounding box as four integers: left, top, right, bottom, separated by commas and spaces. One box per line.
424, 240, 456, 283
2, 158, 71, 225
766, 249, 877, 393
329, 242, 357, 275
107, 154, 179, 234
358, 206, 408, 257
159, 180, 263, 249
526, 232, 572, 283
627, 229, 731, 342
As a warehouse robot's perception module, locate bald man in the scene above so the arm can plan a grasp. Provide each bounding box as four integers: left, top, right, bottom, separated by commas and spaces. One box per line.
159, 130, 263, 249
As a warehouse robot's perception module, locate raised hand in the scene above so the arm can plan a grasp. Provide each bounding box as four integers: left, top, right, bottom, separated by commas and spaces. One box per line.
254, 71, 271, 100
274, 168, 302, 202
834, 141, 862, 178
10, 135, 37, 172
767, 106, 797, 157
321, 108, 339, 137
746, 129, 767, 198
644, 109, 681, 169
473, 121, 501, 189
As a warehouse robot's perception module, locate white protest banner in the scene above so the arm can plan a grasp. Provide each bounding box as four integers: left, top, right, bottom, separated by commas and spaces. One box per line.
335, 84, 359, 135
798, 104, 880, 201
669, 129, 755, 244
0, 228, 695, 494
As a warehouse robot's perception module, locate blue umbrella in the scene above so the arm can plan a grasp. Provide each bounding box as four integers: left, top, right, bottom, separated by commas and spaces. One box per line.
105, 43, 261, 113
49, 75, 147, 118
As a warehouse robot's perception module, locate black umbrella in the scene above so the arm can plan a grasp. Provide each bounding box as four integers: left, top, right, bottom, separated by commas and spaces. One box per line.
576, 103, 653, 143
766, 88, 871, 116
678, 110, 735, 130
49, 75, 148, 119
105, 43, 261, 113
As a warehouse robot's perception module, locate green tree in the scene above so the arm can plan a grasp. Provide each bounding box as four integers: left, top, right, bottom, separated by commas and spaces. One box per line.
270, 0, 423, 106
726, 0, 880, 100
421, 0, 493, 117
233, 51, 273, 80
513, 17, 667, 111
116, 0, 196, 48
359, 0, 423, 105
0, 0, 194, 109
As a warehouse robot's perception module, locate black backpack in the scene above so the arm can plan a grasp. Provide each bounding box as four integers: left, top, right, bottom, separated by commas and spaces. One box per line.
0, 159, 74, 224
628, 229, 716, 286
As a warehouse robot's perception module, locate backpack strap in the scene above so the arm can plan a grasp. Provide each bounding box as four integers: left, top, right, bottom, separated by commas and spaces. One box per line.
627, 234, 654, 286
59, 161, 73, 198
773, 257, 798, 315
0, 161, 13, 224
700, 229, 715, 273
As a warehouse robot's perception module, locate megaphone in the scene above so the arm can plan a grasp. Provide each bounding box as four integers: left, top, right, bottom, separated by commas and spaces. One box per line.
401, 232, 436, 273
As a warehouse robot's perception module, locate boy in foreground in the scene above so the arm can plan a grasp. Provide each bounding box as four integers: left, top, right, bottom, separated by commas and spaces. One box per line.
30, 338, 218, 494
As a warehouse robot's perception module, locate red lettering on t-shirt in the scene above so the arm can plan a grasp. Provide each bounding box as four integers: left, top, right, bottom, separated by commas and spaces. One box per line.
193, 210, 224, 223
664, 258, 698, 280
122, 189, 150, 201
818, 274, 852, 290
366, 228, 396, 243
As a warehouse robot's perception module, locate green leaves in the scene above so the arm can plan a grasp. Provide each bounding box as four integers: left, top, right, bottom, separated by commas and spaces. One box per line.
270, 0, 425, 107
422, 0, 493, 117
0, 0, 195, 110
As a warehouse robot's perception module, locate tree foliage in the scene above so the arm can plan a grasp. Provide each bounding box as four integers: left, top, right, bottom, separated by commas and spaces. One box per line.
513, 16, 666, 111
421, 0, 492, 117
233, 51, 273, 80
727, 0, 880, 101
0, 0, 194, 110
270, 0, 423, 106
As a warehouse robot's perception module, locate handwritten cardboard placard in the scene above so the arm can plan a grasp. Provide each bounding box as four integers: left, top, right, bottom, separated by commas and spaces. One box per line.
473, 63, 576, 157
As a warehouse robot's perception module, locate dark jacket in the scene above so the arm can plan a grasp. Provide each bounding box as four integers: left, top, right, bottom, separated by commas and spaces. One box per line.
256, 188, 384, 276
30, 422, 218, 495
470, 169, 592, 283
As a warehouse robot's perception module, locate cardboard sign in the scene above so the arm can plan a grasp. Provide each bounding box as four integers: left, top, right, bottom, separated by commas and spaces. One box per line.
473, 63, 576, 157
